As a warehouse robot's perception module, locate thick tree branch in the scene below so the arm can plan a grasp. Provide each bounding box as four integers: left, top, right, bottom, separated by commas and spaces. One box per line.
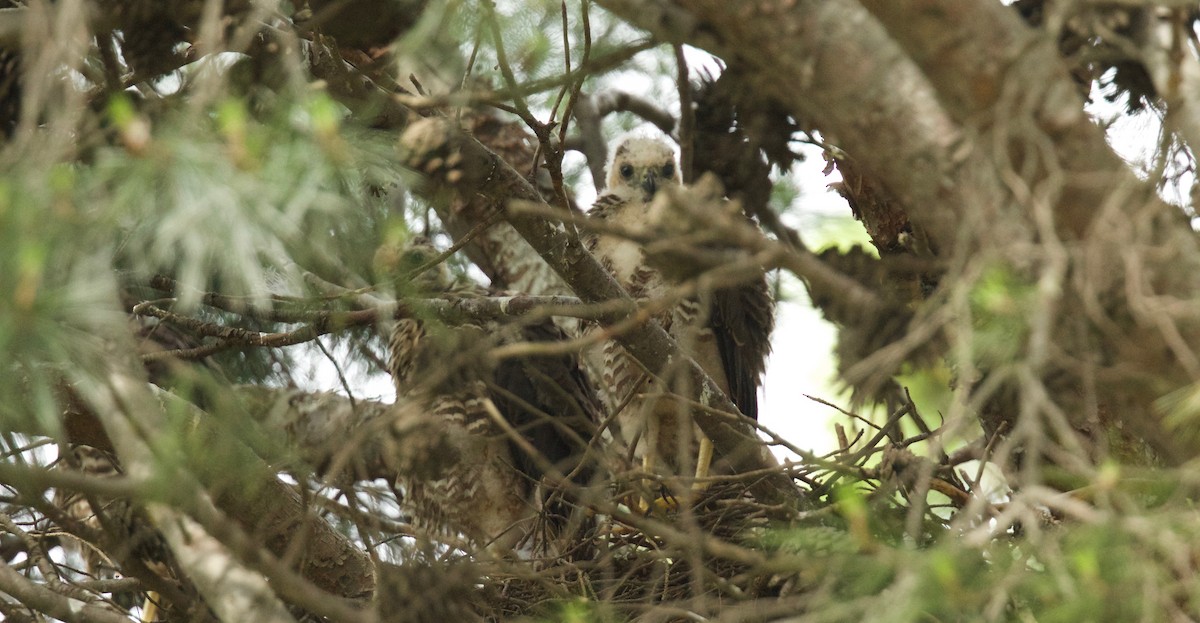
596, 0, 982, 256
858, 0, 1158, 240
145, 503, 299, 623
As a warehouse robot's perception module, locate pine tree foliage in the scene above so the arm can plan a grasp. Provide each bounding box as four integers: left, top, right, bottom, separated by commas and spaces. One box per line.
1, 1, 1200, 622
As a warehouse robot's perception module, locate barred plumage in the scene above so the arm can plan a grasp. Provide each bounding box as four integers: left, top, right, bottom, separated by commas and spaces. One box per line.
388, 316, 531, 549
383, 243, 600, 553
587, 136, 775, 482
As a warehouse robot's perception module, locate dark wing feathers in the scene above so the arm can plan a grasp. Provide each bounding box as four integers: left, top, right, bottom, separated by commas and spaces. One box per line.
590, 188, 774, 423
490, 321, 601, 488
587, 191, 624, 222
710, 277, 774, 422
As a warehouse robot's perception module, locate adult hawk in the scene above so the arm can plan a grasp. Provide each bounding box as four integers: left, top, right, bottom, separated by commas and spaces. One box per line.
382, 242, 601, 553
586, 136, 774, 491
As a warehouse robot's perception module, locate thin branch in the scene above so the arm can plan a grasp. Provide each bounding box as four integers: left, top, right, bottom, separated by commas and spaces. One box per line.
314, 338, 357, 411
0, 512, 81, 602
480, 0, 534, 124
132, 301, 336, 360
556, 0, 592, 147
805, 395, 884, 433
131, 292, 634, 362
390, 42, 655, 115
549, 1, 573, 126
403, 208, 505, 282
674, 44, 694, 182
568, 92, 611, 191
0, 559, 131, 623
591, 89, 677, 136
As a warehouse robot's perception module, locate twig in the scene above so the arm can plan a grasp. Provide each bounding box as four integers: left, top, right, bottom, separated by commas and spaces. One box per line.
669, 394, 864, 482
548, 0, 592, 217
549, 1, 574, 127
132, 301, 335, 360
674, 44, 694, 182
971, 421, 1007, 493
455, 21, 485, 124
805, 394, 883, 433
480, 0, 534, 125
556, 0, 592, 150
0, 437, 55, 461
403, 209, 505, 282
902, 386, 936, 437
391, 42, 654, 113
314, 338, 356, 410
835, 423, 850, 453
0, 559, 131, 623
846, 399, 915, 465
0, 512, 83, 602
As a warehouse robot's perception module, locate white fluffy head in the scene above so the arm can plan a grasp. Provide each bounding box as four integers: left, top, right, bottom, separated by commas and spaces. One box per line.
605, 136, 681, 200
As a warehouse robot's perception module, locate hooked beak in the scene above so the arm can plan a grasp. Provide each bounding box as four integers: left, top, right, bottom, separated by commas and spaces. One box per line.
640, 171, 658, 198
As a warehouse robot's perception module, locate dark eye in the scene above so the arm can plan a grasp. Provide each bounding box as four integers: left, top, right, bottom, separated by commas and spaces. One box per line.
400, 249, 429, 271
619, 164, 634, 179
662, 163, 675, 178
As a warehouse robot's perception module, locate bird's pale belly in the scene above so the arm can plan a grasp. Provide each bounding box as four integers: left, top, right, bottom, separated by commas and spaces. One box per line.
617, 389, 706, 474
594, 236, 644, 285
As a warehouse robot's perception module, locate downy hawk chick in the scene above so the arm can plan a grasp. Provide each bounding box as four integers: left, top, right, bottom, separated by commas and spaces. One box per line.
586, 136, 774, 494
